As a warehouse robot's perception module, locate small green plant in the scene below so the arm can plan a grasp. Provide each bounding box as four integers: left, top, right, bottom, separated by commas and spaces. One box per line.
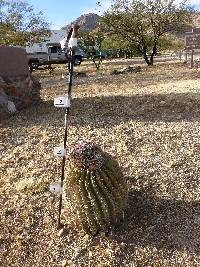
65, 141, 127, 235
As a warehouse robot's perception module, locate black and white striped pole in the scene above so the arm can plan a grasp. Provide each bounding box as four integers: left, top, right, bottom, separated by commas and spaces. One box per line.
50, 24, 79, 229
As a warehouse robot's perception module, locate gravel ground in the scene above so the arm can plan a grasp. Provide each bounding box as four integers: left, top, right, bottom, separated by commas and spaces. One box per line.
0, 60, 200, 267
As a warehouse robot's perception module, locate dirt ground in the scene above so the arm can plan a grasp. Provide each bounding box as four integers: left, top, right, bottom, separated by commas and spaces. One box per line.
0, 59, 200, 267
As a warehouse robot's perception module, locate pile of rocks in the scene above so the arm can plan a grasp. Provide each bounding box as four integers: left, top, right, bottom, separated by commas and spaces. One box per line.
111, 65, 141, 75
0, 74, 41, 115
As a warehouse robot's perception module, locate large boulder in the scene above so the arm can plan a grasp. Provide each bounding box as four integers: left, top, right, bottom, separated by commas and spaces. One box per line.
0, 46, 41, 117
0, 46, 29, 77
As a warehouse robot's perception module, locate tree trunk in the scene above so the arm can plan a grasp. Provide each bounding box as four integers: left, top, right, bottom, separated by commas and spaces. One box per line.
140, 42, 152, 66
143, 52, 151, 65
150, 44, 157, 65
92, 55, 102, 70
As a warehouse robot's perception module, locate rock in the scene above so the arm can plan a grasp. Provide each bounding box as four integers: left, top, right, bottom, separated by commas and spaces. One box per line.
0, 77, 6, 87
58, 228, 64, 237
110, 69, 121, 75
62, 260, 75, 267
7, 101, 16, 113
0, 74, 41, 113
62, 260, 68, 267
58, 227, 69, 237
0, 91, 8, 113
111, 65, 141, 75
126, 65, 141, 73
160, 100, 166, 106
0, 91, 16, 115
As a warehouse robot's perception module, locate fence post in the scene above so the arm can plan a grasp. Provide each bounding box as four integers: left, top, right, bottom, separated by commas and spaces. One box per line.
179, 51, 182, 61
190, 49, 194, 68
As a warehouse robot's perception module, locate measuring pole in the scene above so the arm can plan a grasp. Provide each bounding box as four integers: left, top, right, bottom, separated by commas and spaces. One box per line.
50, 24, 79, 229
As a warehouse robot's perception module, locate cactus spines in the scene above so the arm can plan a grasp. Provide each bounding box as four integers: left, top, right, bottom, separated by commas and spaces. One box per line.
66, 141, 127, 235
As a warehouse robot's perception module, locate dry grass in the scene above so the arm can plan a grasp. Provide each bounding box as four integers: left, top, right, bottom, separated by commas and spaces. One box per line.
0, 59, 200, 267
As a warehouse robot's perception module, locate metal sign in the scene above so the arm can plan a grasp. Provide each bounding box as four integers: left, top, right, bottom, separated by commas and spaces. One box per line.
185, 33, 200, 50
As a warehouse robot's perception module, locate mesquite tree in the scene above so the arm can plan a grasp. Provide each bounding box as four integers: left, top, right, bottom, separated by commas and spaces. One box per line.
0, 0, 50, 46
102, 0, 194, 65
79, 27, 106, 69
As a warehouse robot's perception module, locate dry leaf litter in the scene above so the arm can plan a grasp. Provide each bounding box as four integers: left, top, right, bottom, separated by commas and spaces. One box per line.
0, 59, 200, 267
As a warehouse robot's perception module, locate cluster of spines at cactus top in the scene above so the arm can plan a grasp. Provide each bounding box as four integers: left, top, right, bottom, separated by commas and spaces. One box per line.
66, 140, 127, 235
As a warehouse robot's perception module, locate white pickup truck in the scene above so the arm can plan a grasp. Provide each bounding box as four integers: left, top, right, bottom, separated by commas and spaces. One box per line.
27, 44, 84, 70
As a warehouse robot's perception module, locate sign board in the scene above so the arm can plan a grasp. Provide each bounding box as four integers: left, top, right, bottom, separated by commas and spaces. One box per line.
185, 32, 200, 50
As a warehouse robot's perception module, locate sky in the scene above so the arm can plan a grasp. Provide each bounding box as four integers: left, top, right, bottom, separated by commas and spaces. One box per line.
28, 0, 112, 29
28, 0, 200, 30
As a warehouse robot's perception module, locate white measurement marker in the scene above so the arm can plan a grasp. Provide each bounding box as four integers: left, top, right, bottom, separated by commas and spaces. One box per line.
50, 182, 62, 194
54, 95, 70, 108
54, 146, 66, 157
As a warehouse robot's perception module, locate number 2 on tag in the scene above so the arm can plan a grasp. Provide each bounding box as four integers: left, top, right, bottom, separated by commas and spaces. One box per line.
54, 147, 66, 157
54, 96, 70, 107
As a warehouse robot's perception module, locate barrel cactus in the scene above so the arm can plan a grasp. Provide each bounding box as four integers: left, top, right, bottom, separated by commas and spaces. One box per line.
65, 140, 127, 235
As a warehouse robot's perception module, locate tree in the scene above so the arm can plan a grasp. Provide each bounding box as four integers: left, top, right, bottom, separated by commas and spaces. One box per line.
79, 27, 106, 69
102, 33, 143, 57
102, 0, 194, 65
0, 0, 50, 46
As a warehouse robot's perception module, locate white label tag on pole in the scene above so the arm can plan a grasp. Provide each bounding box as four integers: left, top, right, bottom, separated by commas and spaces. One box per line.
54, 146, 66, 157
54, 95, 70, 107
68, 37, 78, 48
50, 182, 62, 194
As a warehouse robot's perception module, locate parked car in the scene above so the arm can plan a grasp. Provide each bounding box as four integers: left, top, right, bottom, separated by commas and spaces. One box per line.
27, 44, 84, 70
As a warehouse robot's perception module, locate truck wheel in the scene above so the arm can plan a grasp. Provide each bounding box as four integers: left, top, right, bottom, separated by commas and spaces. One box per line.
74, 56, 82, 65
29, 60, 39, 70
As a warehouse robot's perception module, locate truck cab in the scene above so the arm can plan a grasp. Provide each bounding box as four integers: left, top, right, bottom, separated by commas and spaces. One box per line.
47, 44, 66, 63
28, 43, 83, 71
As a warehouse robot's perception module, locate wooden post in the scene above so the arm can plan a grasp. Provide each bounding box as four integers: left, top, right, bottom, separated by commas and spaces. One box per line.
190, 49, 194, 68
179, 51, 182, 61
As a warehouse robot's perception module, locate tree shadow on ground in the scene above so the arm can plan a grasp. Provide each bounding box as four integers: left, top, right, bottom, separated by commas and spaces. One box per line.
2, 92, 200, 129
110, 188, 200, 265
70, 92, 200, 126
